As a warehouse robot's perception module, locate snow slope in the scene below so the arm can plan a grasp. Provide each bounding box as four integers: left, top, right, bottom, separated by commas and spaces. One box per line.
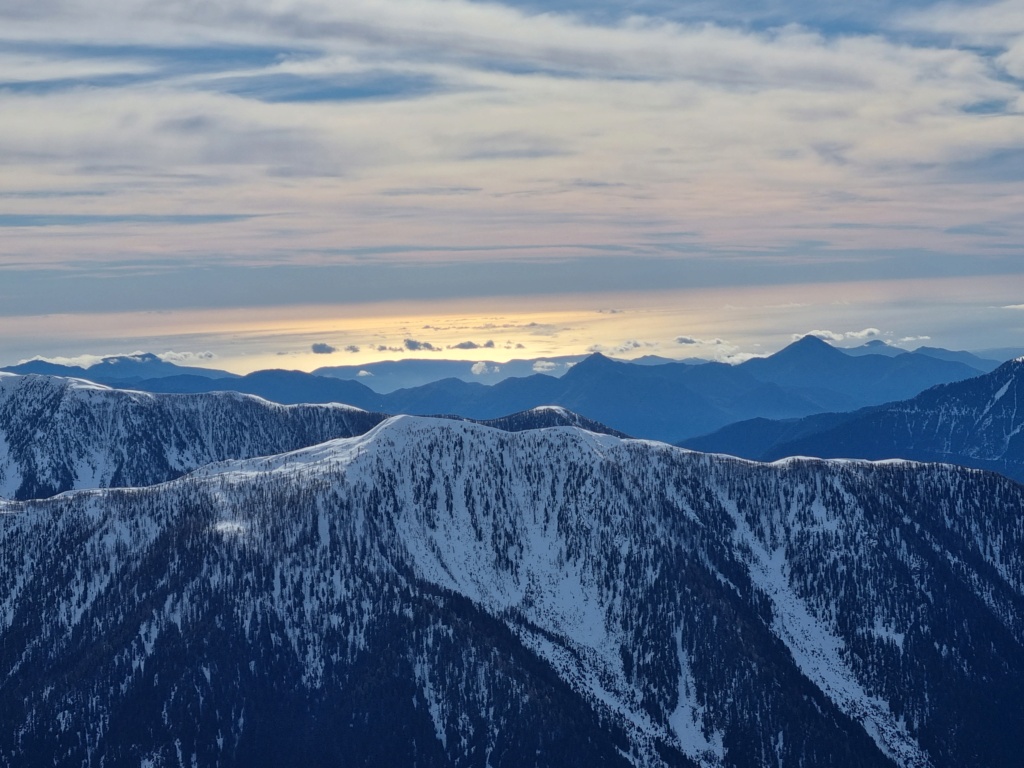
2, 416, 1023, 766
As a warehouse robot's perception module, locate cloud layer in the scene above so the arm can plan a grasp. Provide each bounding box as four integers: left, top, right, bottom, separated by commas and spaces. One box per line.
1, 0, 1023, 364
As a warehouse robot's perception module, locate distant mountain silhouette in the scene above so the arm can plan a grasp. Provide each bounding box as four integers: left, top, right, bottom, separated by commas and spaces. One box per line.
136, 369, 381, 406
314, 355, 587, 392
839, 339, 906, 357
79, 337, 985, 443
838, 340, 1002, 372
741, 335, 983, 409
1, 352, 237, 382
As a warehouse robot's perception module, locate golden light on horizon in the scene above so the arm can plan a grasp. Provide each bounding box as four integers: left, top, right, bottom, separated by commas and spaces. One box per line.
6, 273, 1023, 375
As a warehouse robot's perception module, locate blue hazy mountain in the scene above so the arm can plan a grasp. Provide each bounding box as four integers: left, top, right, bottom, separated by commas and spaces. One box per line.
313, 354, 706, 393
1, 352, 238, 382
313, 355, 588, 392
739, 334, 985, 409
374, 337, 983, 440
839, 339, 1002, 372
838, 339, 907, 357
681, 357, 1024, 483
96, 337, 985, 443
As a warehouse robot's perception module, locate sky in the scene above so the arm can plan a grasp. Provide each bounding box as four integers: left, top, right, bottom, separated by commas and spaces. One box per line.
1, 0, 1023, 373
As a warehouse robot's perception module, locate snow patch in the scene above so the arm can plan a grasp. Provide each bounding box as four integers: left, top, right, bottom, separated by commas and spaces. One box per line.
725, 497, 931, 768
213, 520, 249, 537
669, 627, 724, 766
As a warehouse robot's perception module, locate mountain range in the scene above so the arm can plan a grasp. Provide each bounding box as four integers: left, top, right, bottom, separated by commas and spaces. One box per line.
45, 336, 989, 444
1, 352, 239, 382
313, 355, 589, 391
681, 356, 1024, 483
0, 373, 622, 500
838, 340, 1002, 371
2, 416, 1023, 766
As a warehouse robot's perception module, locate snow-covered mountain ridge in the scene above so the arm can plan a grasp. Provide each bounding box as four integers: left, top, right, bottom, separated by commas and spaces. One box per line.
0, 372, 385, 500
0, 373, 624, 500
2, 415, 1022, 766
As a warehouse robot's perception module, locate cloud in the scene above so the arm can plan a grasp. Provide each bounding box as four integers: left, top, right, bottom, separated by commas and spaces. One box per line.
448, 339, 495, 349
586, 340, 654, 354
383, 186, 481, 196
3, 0, 1024, 364
798, 328, 881, 343
470, 361, 499, 375
608, 339, 654, 354
311, 342, 337, 354
156, 350, 216, 362
800, 330, 845, 342
899, 335, 932, 343
675, 336, 725, 346
404, 338, 439, 351
532, 361, 559, 373
844, 327, 882, 340
357, 369, 373, 377
0, 214, 254, 227
344, 344, 360, 353
15, 353, 109, 369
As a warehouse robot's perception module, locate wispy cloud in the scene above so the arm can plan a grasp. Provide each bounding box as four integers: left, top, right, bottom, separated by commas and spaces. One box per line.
796, 328, 882, 343
2, 0, 1024, 363
0, 214, 255, 227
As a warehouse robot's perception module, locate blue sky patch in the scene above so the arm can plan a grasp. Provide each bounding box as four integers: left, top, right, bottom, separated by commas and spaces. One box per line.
204, 72, 442, 103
